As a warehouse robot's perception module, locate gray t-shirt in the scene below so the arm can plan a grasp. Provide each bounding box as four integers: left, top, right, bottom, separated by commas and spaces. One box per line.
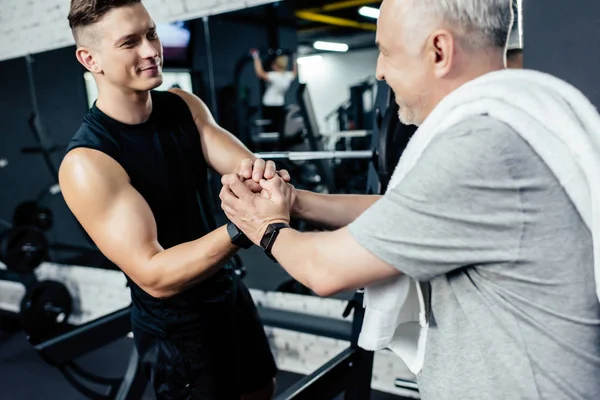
349, 115, 600, 400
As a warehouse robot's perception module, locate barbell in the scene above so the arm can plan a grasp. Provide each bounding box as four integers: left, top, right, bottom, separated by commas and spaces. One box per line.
254, 102, 418, 188
254, 150, 375, 162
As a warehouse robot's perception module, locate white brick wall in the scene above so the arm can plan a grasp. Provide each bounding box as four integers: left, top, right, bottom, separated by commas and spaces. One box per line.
0, 0, 278, 62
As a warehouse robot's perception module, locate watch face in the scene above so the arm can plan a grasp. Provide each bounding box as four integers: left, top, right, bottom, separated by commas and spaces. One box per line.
260, 228, 273, 249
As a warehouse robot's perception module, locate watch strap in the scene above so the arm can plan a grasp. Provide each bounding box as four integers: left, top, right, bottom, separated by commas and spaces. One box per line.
226, 221, 253, 249
260, 223, 290, 261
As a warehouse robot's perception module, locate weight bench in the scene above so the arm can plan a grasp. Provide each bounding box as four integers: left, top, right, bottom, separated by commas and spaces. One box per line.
32, 307, 146, 400
31, 294, 370, 400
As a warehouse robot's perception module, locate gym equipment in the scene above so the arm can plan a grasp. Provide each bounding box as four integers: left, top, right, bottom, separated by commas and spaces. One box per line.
254, 150, 374, 161
0, 225, 49, 273
20, 280, 73, 337
29, 298, 359, 400
272, 290, 373, 400
232, 48, 304, 150
251, 105, 306, 151
32, 307, 146, 400
253, 102, 411, 188
13, 200, 54, 231
326, 77, 377, 132
0, 267, 74, 341
19, 55, 98, 248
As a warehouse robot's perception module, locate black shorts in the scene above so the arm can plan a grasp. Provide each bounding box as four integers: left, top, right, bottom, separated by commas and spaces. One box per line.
132, 281, 277, 399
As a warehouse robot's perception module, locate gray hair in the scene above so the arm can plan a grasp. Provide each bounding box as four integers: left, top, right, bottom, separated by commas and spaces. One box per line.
404, 0, 514, 52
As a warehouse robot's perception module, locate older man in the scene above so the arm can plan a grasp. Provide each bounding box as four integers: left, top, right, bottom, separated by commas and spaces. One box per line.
221, 0, 600, 399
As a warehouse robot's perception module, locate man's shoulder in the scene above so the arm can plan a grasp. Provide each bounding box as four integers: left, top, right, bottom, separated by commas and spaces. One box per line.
158, 89, 204, 124
439, 114, 519, 146
408, 114, 536, 189
66, 112, 122, 160
428, 114, 533, 166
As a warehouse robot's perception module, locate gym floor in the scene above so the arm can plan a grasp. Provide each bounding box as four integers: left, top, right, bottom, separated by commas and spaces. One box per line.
0, 245, 409, 399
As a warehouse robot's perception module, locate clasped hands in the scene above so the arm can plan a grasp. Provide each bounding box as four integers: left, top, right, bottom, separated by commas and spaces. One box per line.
220, 158, 296, 245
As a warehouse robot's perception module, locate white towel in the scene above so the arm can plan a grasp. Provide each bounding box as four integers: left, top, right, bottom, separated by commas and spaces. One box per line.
358, 68, 600, 375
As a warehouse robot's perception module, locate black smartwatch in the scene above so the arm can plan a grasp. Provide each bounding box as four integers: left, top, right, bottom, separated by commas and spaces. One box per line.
260, 223, 290, 261
226, 221, 253, 249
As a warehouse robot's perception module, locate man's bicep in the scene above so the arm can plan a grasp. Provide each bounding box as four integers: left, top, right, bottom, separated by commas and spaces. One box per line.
169, 88, 254, 175
59, 150, 162, 288
348, 131, 522, 281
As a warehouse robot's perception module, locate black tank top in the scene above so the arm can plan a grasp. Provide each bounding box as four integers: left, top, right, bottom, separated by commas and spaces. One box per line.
66, 91, 235, 338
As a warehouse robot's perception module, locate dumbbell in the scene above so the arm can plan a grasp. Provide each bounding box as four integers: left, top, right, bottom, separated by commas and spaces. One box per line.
19, 280, 73, 337
0, 226, 48, 274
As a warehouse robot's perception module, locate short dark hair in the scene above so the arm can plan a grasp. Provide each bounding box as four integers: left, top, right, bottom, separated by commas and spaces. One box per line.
68, 0, 141, 29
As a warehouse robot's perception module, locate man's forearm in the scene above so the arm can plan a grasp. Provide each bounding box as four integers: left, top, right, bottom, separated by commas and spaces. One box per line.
268, 228, 356, 297
293, 190, 381, 229
146, 225, 237, 298
269, 229, 330, 295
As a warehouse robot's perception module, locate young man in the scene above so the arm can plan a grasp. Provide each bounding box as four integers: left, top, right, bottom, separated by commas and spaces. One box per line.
221, 0, 600, 399
61, 1, 286, 398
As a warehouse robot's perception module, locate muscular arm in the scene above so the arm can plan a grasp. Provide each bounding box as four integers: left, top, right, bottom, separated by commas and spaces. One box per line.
293, 189, 381, 229
169, 88, 256, 176
59, 149, 238, 299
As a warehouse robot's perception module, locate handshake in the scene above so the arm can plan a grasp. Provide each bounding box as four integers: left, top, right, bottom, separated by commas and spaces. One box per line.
220, 158, 296, 246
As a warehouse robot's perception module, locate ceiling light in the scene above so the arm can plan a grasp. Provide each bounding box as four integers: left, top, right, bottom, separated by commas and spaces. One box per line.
297, 55, 324, 65
358, 6, 380, 19
313, 41, 349, 52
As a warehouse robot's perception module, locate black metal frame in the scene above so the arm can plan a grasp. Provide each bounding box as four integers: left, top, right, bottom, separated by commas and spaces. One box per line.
274, 291, 374, 400
30, 290, 373, 400
296, 83, 337, 193
258, 307, 352, 341
32, 307, 145, 400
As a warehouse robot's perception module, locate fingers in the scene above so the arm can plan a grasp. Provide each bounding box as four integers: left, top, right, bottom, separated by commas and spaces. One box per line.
244, 179, 262, 193
239, 158, 254, 180
263, 160, 277, 179
277, 169, 291, 182
229, 178, 254, 200
252, 159, 266, 182
221, 173, 242, 187
219, 184, 238, 209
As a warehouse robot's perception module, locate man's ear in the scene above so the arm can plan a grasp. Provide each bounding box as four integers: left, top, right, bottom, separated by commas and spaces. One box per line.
75, 47, 103, 74
425, 29, 455, 78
